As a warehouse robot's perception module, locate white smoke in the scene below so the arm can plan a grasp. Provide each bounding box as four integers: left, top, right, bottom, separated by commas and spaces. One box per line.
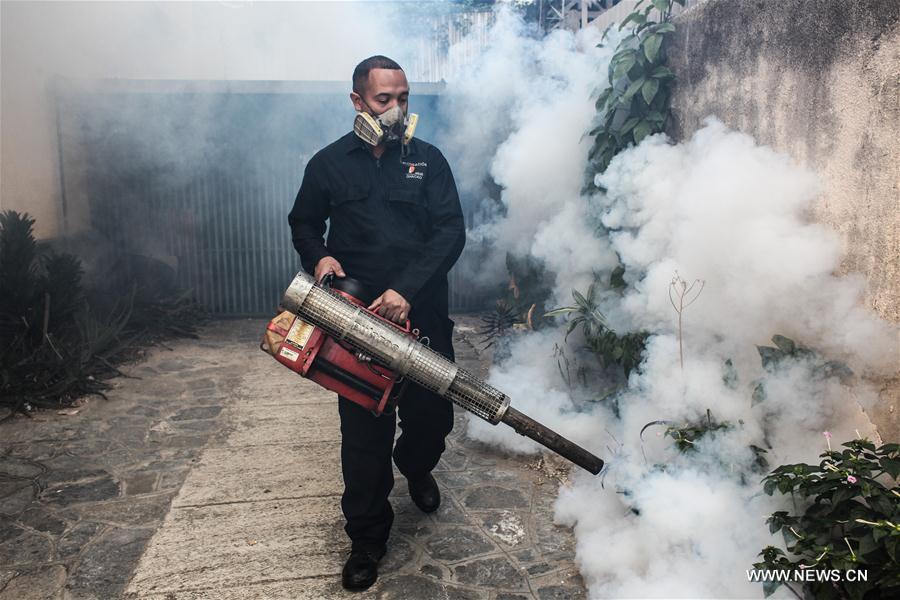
0, 0, 416, 236
439, 9, 620, 291
442, 8, 896, 599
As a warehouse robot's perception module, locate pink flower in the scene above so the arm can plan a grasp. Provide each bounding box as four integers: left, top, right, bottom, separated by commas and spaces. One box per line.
846, 475, 858, 484
823, 431, 832, 439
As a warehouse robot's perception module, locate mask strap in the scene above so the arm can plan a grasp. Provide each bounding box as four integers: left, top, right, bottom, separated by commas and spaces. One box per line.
359, 97, 375, 116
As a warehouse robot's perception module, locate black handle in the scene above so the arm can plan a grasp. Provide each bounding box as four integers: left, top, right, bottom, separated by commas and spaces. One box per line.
501, 407, 604, 475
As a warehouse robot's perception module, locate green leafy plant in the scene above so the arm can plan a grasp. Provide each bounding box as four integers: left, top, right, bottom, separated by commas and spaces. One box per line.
641, 408, 770, 481
660, 408, 732, 453
0, 211, 206, 418
545, 281, 648, 377
586, 0, 683, 180
751, 334, 854, 406
0, 211, 119, 415
548, 0, 680, 385
755, 439, 900, 599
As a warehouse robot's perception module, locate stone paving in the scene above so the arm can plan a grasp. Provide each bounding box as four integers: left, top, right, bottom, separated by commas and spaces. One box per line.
1, 317, 587, 600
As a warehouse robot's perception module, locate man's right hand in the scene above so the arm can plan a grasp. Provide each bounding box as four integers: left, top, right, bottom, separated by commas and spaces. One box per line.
314, 256, 346, 282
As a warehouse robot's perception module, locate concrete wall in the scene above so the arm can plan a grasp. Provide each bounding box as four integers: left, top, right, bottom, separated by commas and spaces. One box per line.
664, 0, 899, 438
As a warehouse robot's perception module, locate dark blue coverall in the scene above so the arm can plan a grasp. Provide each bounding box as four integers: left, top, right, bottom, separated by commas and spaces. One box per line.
288, 131, 466, 551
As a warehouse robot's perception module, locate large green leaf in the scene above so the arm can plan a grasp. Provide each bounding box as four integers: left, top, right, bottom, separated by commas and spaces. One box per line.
651, 0, 669, 12
771, 334, 797, 353
832, 485, 857, 507
646, 110, 666, 124
651, 22, 676, 34
882, 457, 900, 478
633, 121, 653, 144
565, 317, 582, 341
572, 289, 591, 311
623, 77, 646, 100
620, 117, 640, 135
594, 87, 613, 110
544, 306, 577, 318
613, 54, 637, 80
620, 12, 647, 29
641, 78, 659, 104
612, 47, 637, 64
643, 34, 663, 63
620, 33, 639, 49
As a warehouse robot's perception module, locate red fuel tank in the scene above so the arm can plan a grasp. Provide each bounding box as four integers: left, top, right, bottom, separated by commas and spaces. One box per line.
261, 288, 414, 416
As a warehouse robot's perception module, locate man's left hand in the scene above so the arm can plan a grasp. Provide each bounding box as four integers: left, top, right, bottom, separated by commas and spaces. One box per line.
368, 289, 411, 324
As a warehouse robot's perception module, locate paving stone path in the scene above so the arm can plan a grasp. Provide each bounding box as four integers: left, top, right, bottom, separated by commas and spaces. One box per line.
1, 318, 587, 599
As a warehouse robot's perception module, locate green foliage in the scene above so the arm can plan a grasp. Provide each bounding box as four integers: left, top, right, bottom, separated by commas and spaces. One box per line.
755, 439, 900, 599
0, 211, 120, 414
586, 0, 681, 182
0, 210, 205, 417
642, 408, 770, 476
544, 281, 648, 377
0, 211, 41, 325
751, 335, 854, 406
661, 408, 733, 453
542, 0, 680, 391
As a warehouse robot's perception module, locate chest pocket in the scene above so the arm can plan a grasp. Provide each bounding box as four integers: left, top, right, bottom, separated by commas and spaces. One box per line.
328, 183, 377, 245
386, 189, 429, 243
331, 183, 369, 209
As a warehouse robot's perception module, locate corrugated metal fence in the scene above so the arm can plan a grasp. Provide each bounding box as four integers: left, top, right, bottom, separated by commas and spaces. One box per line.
59, 10, 498, 317
61, 81, 489, 316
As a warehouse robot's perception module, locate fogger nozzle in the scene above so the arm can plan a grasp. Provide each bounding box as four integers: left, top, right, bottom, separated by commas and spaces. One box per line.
280, 271, 604, 475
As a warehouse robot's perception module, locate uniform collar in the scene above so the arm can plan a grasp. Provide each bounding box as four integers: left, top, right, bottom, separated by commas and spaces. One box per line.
341, 131, 369, 154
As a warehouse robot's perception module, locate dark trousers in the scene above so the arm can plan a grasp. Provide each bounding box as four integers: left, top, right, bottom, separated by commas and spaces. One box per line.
337, 308, 455, 551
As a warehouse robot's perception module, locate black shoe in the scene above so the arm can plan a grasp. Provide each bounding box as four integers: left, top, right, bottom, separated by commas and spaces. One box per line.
408, 473, 440, 513
341, 547, 386, 591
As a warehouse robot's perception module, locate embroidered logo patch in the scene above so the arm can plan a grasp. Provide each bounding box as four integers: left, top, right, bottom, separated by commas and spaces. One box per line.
402, 161, 426, 180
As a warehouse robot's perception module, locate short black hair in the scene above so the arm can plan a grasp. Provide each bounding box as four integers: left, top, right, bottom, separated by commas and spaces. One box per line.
352, 55, 403, 95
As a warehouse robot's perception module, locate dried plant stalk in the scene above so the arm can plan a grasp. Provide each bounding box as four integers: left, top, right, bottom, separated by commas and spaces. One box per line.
668, 271, 704, 370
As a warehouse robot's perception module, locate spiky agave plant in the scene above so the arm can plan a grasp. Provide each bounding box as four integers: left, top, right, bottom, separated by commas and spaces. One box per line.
477, 298, 522, 350
0, 211, 130, 417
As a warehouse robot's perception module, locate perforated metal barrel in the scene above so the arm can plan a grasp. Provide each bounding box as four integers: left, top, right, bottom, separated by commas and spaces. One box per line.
280, 271, 604, 474
281, 271, 510, 423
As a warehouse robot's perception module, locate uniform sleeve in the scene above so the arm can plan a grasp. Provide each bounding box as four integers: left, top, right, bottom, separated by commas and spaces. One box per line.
288, 157, 332, 276
389, 149, 466, 305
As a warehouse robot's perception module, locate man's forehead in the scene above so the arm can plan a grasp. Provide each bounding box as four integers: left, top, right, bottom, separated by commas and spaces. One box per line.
366, 68, 409, 95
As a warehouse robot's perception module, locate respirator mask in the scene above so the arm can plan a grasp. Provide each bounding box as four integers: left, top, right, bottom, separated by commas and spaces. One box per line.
353, 103, 418, 148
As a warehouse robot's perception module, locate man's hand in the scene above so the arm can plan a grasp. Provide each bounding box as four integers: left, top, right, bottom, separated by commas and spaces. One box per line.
314, 256, 346, 282
368, 289, 411, 324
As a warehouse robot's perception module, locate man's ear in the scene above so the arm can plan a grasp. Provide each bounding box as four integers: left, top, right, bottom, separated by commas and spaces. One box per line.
350, 91, 364, 112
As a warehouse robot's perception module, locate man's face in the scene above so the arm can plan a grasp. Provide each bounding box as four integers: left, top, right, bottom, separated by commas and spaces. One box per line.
351, 68, 409, 116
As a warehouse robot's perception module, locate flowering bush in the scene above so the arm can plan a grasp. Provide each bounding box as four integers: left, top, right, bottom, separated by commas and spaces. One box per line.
755, 437, 900, 599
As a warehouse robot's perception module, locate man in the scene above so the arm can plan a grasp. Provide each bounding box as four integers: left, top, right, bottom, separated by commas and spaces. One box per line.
287, 55, 466, 591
